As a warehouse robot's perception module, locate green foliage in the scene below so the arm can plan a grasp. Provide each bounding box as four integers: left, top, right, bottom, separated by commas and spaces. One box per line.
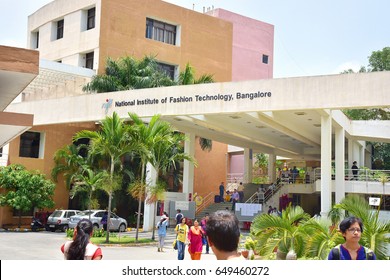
0, 164, 55, 227
83, 55, 175, 93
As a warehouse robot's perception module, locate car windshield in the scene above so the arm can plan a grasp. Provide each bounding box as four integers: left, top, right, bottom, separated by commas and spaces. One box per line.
79, 210, 95, 216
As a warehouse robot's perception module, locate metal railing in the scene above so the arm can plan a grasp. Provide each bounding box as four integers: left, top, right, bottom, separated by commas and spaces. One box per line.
245, 182, 283, 205
313, 168, 390, 182
195, 191, 218, 215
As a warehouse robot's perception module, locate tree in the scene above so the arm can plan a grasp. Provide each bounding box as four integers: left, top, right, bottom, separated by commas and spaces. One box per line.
127, 113, 196, 241
0, 164, 55, 227
73, 112, 139, 243
83, 55, 175, 93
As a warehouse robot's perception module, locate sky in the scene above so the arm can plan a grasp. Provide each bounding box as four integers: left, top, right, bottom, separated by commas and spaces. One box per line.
1, 0, 389, 78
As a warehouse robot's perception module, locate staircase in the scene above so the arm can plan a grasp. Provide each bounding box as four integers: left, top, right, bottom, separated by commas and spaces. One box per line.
195, 201, 233, 221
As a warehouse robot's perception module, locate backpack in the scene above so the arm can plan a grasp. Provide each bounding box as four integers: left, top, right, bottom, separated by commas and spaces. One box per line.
331, 244, 374, 260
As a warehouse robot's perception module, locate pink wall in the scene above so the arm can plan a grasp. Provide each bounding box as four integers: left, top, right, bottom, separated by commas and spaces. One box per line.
229, 153, 244, 174
208, 9, 274, 81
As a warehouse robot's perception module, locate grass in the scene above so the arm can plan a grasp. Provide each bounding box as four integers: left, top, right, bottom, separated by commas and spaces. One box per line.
91, 235, 155, 245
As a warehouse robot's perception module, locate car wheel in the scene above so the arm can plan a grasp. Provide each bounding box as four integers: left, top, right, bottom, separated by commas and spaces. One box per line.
93, 224, 100, 231
62, 225, 69, 232
119, 223, 127, 232
50, 228, 55, 232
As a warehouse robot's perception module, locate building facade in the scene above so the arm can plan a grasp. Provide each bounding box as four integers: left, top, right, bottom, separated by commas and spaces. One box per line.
1, 0, 275, 227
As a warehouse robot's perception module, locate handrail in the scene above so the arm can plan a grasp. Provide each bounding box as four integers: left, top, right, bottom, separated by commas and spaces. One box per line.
244, 182, 283, 204
313, 168, 390, 182
195, 191, 217, 215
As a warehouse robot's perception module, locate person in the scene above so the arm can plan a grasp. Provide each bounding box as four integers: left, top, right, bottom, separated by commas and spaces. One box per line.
328, 216, 376, 260
237, 182, 244, 203
187, 219, 205, 260
231, 189, 239, 211
61, 219, 102, 260
156, 216, 169, 252
200, 213, 210, 254
219, 182, 225, 202
101, 211, 108, 231
225, 190, 231, 202
205, 210, 245, 260
175, 217, 189, 260
351, 161, 359, 180
291, 166, 299, 183
267, 206, 273, 214
175, 209, 183, 225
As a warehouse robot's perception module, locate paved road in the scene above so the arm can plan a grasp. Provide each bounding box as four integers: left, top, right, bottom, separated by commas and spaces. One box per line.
0, 228, 219, 260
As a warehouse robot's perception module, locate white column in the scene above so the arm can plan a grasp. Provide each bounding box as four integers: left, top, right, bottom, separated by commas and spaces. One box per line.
243, 148, 253, 183
320, 114, 332, 216
268, 154, 276, 183
183, 133, 195, 194
143, 162, 158, 231
359, 141, 365, 168
335, 126, 345, 204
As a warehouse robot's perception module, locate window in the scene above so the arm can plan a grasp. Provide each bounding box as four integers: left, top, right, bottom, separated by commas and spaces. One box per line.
146, 18, 176, 45
19, 131, 42, 158
157, 62, 176, 80
31, 31, 39, 49
87, 7, 96, 30
85, 52, 94, 69
0, 147, 3, 156
262, 54, 269, 64
57, 19, 64, 39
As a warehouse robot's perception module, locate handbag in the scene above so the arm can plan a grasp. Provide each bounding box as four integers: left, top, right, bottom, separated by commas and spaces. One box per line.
173, 239, 178, 250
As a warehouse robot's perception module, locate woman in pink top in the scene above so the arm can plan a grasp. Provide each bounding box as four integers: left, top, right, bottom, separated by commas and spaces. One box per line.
188, 219, 204, 260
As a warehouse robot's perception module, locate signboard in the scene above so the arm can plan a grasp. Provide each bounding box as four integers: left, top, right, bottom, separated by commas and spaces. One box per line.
369, 197, 381, 206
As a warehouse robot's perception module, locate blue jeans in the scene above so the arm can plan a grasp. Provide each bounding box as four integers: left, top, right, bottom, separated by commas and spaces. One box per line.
177, 240, 186, 260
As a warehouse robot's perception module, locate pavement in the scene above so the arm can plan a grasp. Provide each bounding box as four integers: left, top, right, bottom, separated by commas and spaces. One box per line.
0, 227, 229, 260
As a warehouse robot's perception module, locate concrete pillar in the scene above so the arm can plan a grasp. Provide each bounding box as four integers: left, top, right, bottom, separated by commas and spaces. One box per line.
243, 148, 253, 183
183, 133, 195, 194
320, 114, 332, 216
268, 154, 276, 183
143, 162, 158, 231
335, 126, 345, 204
359, 141, 365, 168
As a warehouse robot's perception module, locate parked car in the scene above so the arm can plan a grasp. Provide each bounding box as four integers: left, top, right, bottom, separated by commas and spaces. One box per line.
46, 210, 81, 232
68, 210, 128, 232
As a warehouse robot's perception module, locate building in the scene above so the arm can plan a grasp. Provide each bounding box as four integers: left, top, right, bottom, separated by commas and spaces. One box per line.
1, 0, 275, 228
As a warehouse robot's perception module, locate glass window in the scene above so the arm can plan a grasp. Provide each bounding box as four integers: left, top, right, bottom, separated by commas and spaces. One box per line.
19, 131, 41, 158
57, 19, 64, 39
157, 62, 175, 80
85, 52, 94, 69
262, 54, 269, 64
87, 7, 95, 30
145, 18, 176, 45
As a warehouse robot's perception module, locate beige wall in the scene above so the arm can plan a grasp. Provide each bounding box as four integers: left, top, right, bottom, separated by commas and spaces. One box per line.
99, 0, 233, 82
3, 122, 98, 226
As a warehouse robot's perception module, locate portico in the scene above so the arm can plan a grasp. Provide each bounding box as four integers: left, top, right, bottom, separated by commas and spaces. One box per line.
5, 70, 390, 229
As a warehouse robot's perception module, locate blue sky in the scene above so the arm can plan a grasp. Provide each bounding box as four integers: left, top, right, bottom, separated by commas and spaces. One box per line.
1, 0, 389, 78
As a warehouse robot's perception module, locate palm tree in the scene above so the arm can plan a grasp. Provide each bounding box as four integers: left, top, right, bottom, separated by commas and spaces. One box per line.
334, 194, 390, 259
147, 131, 197, 240
83, 55, 175, 93
70, 167, 109, 211
250, 204, 311, 259
73, 112, 138, 243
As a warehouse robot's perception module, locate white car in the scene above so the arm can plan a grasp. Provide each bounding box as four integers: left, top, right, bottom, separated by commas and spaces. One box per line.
46, 210, 81, 232
68, 210, 127, 232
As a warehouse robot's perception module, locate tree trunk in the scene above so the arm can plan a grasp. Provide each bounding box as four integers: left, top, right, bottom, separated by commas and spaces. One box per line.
105, 156, 115, 243
135, 163, 145, 242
